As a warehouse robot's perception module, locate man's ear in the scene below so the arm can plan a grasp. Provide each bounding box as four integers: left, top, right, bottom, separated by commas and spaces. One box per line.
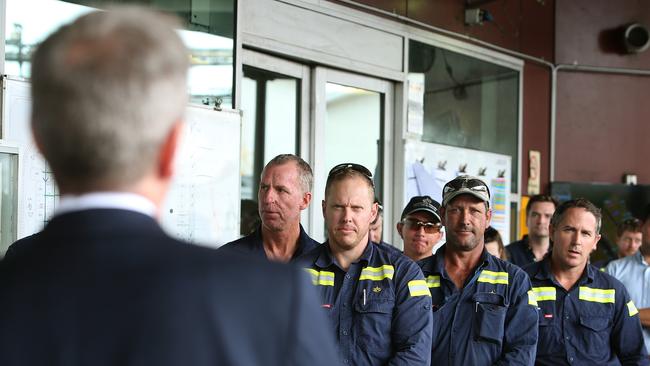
592, 234, 602, 253
369, 202, 378, 224
300, 191, 312, 211
159, 121, 184, 179
396, 222, 404, 239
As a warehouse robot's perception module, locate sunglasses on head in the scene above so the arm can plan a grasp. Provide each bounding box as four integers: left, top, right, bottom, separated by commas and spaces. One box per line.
327, 163, 374, 187
444, 178, 490, 196
402, 218, 442, 234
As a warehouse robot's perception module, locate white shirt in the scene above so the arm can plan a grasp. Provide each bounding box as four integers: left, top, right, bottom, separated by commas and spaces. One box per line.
55, 192, 157, 218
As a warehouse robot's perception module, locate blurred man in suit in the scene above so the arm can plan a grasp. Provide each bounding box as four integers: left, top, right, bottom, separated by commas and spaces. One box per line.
0, 7, 338, 366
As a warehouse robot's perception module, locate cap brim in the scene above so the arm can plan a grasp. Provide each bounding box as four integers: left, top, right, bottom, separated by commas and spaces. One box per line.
442, 190, 490, 208
403, 208, 441, 222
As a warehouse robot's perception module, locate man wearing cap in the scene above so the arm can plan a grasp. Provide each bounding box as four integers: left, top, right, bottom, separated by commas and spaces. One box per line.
607, 206, 650, 354
397, 196, 443, 262
221, 154, 319, 263
419, 175, 538, 365
300, 163, 433, 365
526, 198, 648, 365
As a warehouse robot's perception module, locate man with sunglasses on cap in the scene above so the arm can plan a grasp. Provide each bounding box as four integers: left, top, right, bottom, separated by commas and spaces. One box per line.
300, 163, 433, 366
398, 196, 443, 262
419, 175, 538, 365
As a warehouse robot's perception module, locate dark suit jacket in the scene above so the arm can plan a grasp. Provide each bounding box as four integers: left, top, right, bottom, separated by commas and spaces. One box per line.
0, 209, 338, 366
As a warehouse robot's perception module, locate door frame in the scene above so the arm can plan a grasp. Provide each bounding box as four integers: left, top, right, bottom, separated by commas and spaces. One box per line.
310, 67, 394, 243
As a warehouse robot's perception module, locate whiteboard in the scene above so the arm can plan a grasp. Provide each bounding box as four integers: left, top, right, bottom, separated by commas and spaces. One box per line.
160, 106, 241, 248
1, 76, 55, 239
1, 76, 241, 247
404, 140, 512, 245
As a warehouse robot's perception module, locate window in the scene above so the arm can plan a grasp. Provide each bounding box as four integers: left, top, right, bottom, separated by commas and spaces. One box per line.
409, 39, 519, 191
4, 0, 236, 107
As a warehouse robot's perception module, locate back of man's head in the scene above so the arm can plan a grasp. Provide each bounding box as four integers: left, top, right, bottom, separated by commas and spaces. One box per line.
30, 7, 189, 192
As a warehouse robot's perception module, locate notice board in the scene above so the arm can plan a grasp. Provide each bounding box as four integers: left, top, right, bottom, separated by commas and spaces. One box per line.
1, 76, 241, 248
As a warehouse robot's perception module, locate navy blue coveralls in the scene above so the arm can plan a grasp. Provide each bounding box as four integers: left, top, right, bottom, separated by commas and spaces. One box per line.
524, 257, 649, 366
220, 224, 319, 262
419, 245, 539, 365
300, 240, 433, 366
506, 235, 542, 268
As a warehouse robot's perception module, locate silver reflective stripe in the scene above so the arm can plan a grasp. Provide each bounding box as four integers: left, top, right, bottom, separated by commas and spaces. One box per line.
579, 286, 615, 304
477, 270, 509, 285
359, 265, 395, 281
304, 268, 335, 286
426, 275, 441, 288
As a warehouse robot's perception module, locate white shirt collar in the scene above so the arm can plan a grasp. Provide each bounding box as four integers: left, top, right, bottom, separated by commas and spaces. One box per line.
55, 192, 157, 218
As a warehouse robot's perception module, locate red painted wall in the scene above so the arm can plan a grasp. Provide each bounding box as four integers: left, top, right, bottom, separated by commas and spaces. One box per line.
555, 1, 650, 184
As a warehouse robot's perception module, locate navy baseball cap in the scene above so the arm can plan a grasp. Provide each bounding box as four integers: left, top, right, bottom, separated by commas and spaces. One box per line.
400, 196, 441, 222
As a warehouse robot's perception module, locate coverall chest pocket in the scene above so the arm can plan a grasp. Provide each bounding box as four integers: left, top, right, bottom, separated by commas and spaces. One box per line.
472, 292, 507, 345
354, 294, 394, 354
577, 314, 611, 352
537, 310, 560, 355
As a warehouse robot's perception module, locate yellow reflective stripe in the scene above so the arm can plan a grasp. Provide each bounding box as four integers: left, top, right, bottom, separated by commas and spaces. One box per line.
304, 268, 335, 286
359, 265, 395, 281
627, 300, 639, 317
532, 286, 557, 301
528, 290, 538, 307
426, 275, 441, 288
579, 286, 615, 304
408, 280, 431, 297
477, 270, 509, 285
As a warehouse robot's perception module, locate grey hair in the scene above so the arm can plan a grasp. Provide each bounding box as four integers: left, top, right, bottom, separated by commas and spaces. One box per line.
263, 154, 313, 193
550, 198, 602, 234
30, 6, 189, 192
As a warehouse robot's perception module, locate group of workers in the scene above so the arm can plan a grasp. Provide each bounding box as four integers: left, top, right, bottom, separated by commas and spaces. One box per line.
0, 6, 649, 366
223, 148, 650, 365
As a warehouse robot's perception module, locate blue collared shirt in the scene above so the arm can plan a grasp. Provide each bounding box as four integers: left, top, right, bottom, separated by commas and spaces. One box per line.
299, 241, 433, 366
526, 257, 649, 366
607, 251, 650, 352
419, 245, 538, 366
219, 224, 319, 262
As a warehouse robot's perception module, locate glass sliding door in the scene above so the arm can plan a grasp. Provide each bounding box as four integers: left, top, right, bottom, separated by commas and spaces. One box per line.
311, 68, 393, 242
240, 50, 310, 236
